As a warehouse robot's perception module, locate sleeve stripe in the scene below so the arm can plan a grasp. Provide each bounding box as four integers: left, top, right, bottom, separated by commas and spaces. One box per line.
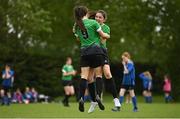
62, 69, 66, 73
97, 27, 101, 32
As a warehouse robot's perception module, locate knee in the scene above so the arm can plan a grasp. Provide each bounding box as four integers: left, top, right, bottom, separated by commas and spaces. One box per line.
130, 91, 135, 97
71, 90, 75, 95
65, 91, 70, 95
81, 75, 88, 80
88, 79, 94, 84
0, 90, 4, 96
95, 70, 103, 77
120, 92, 124, 96
69, 92, 74, 96
142, 91, 146, 96
119, 90, 125, 96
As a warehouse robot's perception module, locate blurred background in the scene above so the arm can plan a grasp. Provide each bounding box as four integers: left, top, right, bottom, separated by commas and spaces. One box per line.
0, 0, 180, 101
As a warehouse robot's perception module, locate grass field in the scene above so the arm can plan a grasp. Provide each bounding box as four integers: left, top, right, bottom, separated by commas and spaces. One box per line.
0, 96, 180, 118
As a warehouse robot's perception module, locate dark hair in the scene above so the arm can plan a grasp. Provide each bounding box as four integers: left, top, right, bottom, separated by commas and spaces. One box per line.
88, 10, 96, 19
74, 6, 88, 39
66, 57, 72, 61
5, 63, 11, 68
165, 74, 171, 80
96, 10, 107, 20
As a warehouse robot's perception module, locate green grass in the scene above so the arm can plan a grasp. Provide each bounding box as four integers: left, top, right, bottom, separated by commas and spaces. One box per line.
0, 96, 180, 118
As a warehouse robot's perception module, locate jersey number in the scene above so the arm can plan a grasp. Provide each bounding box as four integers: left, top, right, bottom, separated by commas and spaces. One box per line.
81, 30, 88, 39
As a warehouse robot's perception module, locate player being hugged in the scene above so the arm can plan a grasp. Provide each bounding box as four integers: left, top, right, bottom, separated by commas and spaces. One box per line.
87, 10, 121, 113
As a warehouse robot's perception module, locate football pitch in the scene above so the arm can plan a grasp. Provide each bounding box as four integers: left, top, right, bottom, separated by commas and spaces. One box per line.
0, 96, 180, 118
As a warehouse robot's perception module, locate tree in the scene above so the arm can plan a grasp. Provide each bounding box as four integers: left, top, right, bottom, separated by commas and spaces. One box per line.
0, 0, 180, 100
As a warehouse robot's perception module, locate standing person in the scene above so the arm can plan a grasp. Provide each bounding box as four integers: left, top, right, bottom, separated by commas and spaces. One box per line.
119, 52, 138, 112
163, 74, 172, 103
88, 10, 121, 113
1, 64, 14, 105
73, 6, 110, 112
61, 57, 76, 107
139, 71, 153, 103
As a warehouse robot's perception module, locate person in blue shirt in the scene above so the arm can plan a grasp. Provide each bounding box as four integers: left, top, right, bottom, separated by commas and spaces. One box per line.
23, 87, 33, 103
1, 64, 14, 105
119, 52, 138, 112
139, 71, 153, 103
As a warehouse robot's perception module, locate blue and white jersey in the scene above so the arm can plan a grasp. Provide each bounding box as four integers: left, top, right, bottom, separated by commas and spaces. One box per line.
122, 60, 135, 86
139, 73, 152, 90
148, 79, 152, 90
2, 70, 14, 87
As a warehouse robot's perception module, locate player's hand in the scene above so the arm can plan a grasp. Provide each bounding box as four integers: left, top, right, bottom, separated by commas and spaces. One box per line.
122, 61, 126, 65
101, 37, 106, 44
72, 71, 77, 75
5, 72, 11, 79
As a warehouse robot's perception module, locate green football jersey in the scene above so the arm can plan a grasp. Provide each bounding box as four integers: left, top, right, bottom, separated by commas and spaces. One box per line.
75, 19, 101, 48
100, 24, 110, 49
61, 64, 74, 81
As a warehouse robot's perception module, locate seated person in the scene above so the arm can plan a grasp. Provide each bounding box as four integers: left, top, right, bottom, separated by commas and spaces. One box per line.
12, 88, 23, 103
24, 87, 33, 103
31, 87, 38, 102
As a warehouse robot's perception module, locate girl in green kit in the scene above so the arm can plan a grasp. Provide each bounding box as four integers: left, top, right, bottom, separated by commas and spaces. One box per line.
73, 6, 110, 112
61, 57, 76, 107
87, 10, 121, 113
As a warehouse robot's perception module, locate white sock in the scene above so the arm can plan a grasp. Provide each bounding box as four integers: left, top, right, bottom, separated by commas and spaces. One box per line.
114, 98, 121, 107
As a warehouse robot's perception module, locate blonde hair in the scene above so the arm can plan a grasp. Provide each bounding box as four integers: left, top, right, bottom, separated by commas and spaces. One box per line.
122, 52, 131, 59
144, 71, 152, 80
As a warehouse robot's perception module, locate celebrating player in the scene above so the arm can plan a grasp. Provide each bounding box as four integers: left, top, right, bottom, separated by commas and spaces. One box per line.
73, 6, 110, 112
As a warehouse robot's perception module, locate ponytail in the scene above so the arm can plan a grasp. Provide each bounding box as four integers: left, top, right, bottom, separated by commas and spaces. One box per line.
74, 6, 88, 39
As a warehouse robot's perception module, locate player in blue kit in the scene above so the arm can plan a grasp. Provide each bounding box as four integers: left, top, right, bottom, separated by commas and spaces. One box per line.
139, 71, 153, 103
1, 64, 14, 106
118, 52, 138, 112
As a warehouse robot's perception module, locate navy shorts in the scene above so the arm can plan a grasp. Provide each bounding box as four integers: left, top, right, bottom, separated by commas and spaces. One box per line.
143, 88, 152, 91
102, 48, 109, 65
62, 80, 73, 87
80, 54, 104, 68
2, 86, 12, 95
121, 85, 135, 90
